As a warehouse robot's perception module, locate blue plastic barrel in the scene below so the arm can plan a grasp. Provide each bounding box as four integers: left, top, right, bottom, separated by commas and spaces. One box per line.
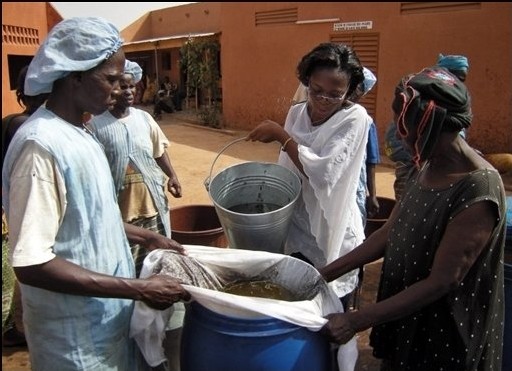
180, 301, 332, 371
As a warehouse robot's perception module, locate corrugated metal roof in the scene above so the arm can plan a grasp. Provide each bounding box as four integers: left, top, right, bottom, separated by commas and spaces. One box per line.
123, 32, 217, 46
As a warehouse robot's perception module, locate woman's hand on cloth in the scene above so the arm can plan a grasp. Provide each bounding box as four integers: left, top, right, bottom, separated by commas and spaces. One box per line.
320, 312, 358, 345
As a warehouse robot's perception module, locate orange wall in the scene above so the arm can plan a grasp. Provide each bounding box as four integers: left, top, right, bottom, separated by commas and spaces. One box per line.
2, 2, 61, 117
122, 2, 221, 42
219, 2, 511, 154
4, 2, 511, 154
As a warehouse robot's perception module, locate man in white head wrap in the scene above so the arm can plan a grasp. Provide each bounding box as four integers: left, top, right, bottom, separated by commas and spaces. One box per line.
24, 17, 124, 96
3, 17, 189, 371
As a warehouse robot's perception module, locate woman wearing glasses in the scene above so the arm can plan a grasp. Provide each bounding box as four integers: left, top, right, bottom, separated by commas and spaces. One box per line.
246, 43, 371, 310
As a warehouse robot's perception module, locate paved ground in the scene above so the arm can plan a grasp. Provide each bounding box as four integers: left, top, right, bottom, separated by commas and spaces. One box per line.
3, 109, 396, 370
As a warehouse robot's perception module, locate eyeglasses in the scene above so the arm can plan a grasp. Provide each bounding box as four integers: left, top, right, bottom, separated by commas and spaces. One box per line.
307, 87, 347, 104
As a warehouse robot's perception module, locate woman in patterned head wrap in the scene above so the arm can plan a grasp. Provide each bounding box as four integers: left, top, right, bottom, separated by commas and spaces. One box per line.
320, 66, 506, 370
386, 55, 471, 201
2, 17, 189, 371
395, 67, 473, 168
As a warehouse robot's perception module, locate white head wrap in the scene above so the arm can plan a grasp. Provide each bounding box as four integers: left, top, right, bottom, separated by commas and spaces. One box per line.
124, 60, 143, 83
361, 67, 377, 95
25, 17, 123, 96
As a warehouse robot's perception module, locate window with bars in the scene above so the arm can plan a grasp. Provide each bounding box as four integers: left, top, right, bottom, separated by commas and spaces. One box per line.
255, 8, 298, 26
400, 2, 481, 15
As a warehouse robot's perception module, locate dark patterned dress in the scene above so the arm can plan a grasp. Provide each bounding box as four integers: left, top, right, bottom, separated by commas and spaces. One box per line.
370, 168, 506, 370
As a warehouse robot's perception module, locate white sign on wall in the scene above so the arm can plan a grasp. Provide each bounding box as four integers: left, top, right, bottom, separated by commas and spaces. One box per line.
333, 21, 373, 31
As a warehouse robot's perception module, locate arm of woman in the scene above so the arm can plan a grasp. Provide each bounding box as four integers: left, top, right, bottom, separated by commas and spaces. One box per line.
365, 163, 379, 218
124, 222, 186, 254
319, 201, 399, 282
246, 119, 306, 175
321, 199, 498, 344
155, 151, 182, 198
146, 110, 182, 198
319, 222, 388, 282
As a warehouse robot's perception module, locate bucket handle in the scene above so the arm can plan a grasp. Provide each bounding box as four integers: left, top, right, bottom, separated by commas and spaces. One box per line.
204, 136, 248, 191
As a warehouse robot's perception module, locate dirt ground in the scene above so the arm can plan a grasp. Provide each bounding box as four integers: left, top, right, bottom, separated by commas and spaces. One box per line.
2, 110, 396, 370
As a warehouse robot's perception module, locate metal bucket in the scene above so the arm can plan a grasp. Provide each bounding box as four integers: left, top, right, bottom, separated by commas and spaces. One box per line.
205, 138, 301, 253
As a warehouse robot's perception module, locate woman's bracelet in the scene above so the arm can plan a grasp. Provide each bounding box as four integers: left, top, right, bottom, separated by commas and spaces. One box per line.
281, 137, 293, 152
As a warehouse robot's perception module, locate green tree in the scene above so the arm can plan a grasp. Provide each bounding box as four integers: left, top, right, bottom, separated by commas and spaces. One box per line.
180, 37, 221, 127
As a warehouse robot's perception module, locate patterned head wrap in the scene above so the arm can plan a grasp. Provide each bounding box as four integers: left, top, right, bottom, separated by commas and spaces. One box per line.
25, 17, 123, 95
437, 54, 469, 72
393, 66, 472, 168
124, 60, 143, 83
